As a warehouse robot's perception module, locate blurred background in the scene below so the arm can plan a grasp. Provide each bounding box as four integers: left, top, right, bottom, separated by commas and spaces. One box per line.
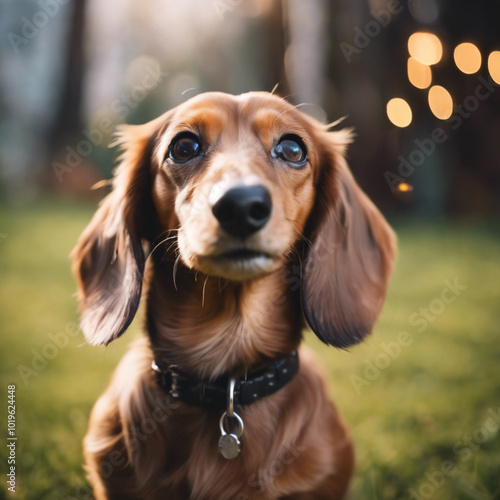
1, 0, 500, 213
0, 0, 499, 499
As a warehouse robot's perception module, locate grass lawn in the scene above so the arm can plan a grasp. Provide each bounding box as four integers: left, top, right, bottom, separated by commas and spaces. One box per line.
0, 199, 499, 500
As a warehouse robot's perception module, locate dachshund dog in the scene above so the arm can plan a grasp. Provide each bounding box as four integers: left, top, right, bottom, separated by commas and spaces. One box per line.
72, 91, 396, 499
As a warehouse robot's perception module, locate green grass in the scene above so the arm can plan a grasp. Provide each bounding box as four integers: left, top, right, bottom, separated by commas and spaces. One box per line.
0, 200, 499, 500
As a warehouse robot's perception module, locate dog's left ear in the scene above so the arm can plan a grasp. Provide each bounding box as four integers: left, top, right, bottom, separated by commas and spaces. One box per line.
301, 130, 397, 348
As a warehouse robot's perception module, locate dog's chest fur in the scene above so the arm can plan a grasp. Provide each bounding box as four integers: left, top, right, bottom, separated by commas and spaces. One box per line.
146, 259, 303, 380
105, 337, 344, 500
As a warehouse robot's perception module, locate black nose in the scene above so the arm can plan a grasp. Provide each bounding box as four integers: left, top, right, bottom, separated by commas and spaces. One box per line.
212, 185, 272, 239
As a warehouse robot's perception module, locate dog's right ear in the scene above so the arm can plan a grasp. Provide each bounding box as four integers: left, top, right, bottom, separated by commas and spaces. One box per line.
71, 119, 162, 346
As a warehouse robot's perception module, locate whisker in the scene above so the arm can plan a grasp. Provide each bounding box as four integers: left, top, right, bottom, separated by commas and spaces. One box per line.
201, 276, 209, 307
274, 102, 313, 121
150, 235, 177, 258
153, 228, 180, 244
182, 87, 198, 96
149, 229, 180, 259
172, 255, 181, 291
165, 239, 179, 254
274, 101, 328, 126
161, 246, 177, 264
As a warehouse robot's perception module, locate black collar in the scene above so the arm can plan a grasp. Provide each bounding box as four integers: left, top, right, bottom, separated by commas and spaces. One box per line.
152, 351, 299, 411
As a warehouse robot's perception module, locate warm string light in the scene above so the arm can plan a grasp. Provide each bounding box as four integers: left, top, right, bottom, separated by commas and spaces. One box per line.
408, 32, 443, 66
428, 85, 453, 120
454, 43, 482, 74
397, 182, 413, 193
386, 98, 412, 128
389, 34, 498, 126
387, 34, 497, 199
408, 57, 432, 89
488, 51, 500, 85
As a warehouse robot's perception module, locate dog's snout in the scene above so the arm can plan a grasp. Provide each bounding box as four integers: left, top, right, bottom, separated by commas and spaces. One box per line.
212, 185, 272, 238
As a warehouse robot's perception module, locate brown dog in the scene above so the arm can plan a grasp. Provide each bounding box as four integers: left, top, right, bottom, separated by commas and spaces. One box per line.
72, 91, 396, 499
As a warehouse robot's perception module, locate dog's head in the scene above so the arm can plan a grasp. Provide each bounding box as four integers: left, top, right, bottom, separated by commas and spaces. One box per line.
72, 92, 396, 348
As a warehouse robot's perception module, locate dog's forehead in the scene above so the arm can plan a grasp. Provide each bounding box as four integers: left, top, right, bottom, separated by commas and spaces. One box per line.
168, 92, 312, 135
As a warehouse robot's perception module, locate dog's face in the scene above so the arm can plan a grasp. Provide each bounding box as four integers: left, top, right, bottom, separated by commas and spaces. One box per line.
72, 91, 396, 347
151, 92, 318, 280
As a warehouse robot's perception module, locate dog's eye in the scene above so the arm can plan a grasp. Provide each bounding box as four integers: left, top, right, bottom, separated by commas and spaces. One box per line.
273, 135, 307, 168
169, 134, 201, 163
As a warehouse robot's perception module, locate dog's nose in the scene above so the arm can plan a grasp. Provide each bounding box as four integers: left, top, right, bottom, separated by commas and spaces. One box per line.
212, 185, 272, 238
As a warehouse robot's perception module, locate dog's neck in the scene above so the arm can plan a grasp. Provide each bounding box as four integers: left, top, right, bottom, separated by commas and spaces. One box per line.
145, 257, 303, 380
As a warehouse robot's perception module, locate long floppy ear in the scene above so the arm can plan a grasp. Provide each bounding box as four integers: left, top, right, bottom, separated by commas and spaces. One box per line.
71, 120, 161, 346
301, 130, 397, 348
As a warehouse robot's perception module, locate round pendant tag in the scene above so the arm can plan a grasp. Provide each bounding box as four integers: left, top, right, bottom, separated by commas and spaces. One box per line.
218, 433, 241, 459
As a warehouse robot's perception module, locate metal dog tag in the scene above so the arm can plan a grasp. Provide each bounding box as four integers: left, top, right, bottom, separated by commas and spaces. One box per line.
218, 433, 241, 459
219, 411, 244, 460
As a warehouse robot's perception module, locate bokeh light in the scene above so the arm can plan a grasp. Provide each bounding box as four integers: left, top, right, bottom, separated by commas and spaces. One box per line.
408, 32, 443, 65
428, 85, 453, 119
488, 51, 500, 85
454, 43, 482, 74
397, 182, 413, 193
408, 0, 439, 24
408, 57, 432, 89
386, 98, 413, 127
